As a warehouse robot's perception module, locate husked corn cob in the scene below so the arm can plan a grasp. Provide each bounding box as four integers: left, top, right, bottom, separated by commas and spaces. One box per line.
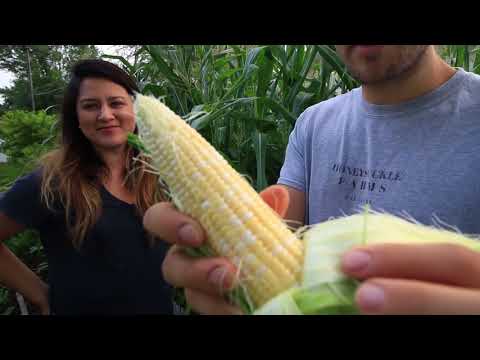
134, 94, 304, 307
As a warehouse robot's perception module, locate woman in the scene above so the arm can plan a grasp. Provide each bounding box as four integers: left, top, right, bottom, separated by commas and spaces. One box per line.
0, 59, 173, 315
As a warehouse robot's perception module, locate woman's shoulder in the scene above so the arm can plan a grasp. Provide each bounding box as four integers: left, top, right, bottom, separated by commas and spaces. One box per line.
2, 168, 43, 192
3, 168, 44, 195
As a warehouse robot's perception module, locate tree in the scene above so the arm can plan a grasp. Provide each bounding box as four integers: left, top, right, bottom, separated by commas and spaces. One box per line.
0, 45, 99, 115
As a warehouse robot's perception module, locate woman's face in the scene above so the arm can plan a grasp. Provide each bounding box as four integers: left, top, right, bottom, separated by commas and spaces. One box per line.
76, 78, 135, 152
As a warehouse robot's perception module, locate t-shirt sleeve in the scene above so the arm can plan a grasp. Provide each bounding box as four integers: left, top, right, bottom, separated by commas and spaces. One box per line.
0, 170, 49, 229
277, 111, 308, 192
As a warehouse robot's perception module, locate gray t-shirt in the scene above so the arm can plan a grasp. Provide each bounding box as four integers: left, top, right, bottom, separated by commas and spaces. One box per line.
278, 68, 480, 234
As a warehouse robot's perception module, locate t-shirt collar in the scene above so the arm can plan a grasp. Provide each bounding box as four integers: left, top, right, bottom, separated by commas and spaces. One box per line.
358, 67, 467, 117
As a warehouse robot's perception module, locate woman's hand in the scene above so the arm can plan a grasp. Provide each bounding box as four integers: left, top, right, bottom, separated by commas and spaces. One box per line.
341, 243, 480, 314
31, 282, 50, 315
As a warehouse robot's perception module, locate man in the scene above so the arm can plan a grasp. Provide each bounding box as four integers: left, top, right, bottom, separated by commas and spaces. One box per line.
143, 45, 480, 315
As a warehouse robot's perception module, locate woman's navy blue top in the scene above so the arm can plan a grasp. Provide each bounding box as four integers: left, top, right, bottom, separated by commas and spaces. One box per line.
0, 171, 173, 315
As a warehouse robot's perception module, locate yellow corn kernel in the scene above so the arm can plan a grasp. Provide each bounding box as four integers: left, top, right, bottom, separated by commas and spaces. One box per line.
134, 94, 304, 307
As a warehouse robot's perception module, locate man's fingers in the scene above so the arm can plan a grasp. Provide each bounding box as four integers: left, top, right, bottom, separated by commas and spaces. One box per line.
163, 246, 237, 296
185, 288, 244, 315
356, 278, 480, 315
341, 243, 480, 288
143, 202, 205, 247
145, 185, 289, 247
259, 185, 290, 218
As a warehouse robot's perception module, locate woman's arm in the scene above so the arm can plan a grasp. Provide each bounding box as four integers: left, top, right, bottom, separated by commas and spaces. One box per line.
0, 213, 49, 314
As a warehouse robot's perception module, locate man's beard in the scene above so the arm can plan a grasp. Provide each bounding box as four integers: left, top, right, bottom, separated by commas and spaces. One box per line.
347, 45, 430, 85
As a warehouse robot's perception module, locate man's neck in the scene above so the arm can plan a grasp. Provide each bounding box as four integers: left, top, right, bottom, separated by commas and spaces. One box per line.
362, 46, 457, 105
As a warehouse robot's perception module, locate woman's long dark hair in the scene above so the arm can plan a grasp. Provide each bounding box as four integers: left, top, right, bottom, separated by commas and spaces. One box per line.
40, 59, 162, 249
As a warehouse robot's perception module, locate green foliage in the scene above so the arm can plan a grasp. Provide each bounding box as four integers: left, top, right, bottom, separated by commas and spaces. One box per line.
0, 45, 99, 114
0, 288, 16, 315
112, 45, 358, 191
0, 110, 55, 314
437, 45, 480, 74
0, 110, 58, 161
0, 164, 47, 314
0, 230, 47, 315
5, 230, 47, 277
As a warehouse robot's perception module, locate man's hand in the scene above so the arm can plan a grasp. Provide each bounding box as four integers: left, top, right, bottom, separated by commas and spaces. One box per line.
144, 202, 242, 315
341, 243, 480, 314
143, 185, 294, 315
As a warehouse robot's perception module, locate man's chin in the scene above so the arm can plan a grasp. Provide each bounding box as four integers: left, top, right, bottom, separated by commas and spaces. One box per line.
351, 71, 401, 86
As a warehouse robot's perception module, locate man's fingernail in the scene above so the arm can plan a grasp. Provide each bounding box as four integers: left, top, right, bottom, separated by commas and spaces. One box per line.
343, 250, 371, 272
357, 283, 385, 312
208, 266, 230, 287
178, 224, 199, 245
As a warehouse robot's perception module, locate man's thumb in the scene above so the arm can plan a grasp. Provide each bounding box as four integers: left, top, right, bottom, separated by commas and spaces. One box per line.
259, 185, 290, 219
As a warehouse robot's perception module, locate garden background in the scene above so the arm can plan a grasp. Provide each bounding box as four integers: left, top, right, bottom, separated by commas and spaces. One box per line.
0, 45, 477, 314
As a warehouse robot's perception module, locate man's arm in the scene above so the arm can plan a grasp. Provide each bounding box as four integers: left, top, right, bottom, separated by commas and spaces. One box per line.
280, 185, 305, 228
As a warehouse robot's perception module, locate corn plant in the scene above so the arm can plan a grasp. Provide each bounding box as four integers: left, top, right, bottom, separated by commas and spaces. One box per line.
438, 45, 480, 73
110, 45, 358, 191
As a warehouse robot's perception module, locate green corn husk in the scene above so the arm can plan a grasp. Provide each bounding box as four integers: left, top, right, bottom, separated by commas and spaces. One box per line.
254, 210, 480, 315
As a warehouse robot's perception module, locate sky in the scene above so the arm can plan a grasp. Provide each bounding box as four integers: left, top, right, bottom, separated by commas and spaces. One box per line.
0, 69, 14, 89
0, 45, 122, 104
0, 68, 12, 160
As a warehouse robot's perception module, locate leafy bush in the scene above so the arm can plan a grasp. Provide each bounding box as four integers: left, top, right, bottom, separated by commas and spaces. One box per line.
0, 110, 58, 163
0, 110, 56, 314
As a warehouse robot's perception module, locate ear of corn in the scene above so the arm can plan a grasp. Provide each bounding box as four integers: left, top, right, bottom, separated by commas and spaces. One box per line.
302, 211, 480, 291
134, 94, 304, 308
134, 94, 480, 315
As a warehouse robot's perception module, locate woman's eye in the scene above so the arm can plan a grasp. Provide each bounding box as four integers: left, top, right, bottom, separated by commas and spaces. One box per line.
111, 101, 125, 108
83, 103, 98, 110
